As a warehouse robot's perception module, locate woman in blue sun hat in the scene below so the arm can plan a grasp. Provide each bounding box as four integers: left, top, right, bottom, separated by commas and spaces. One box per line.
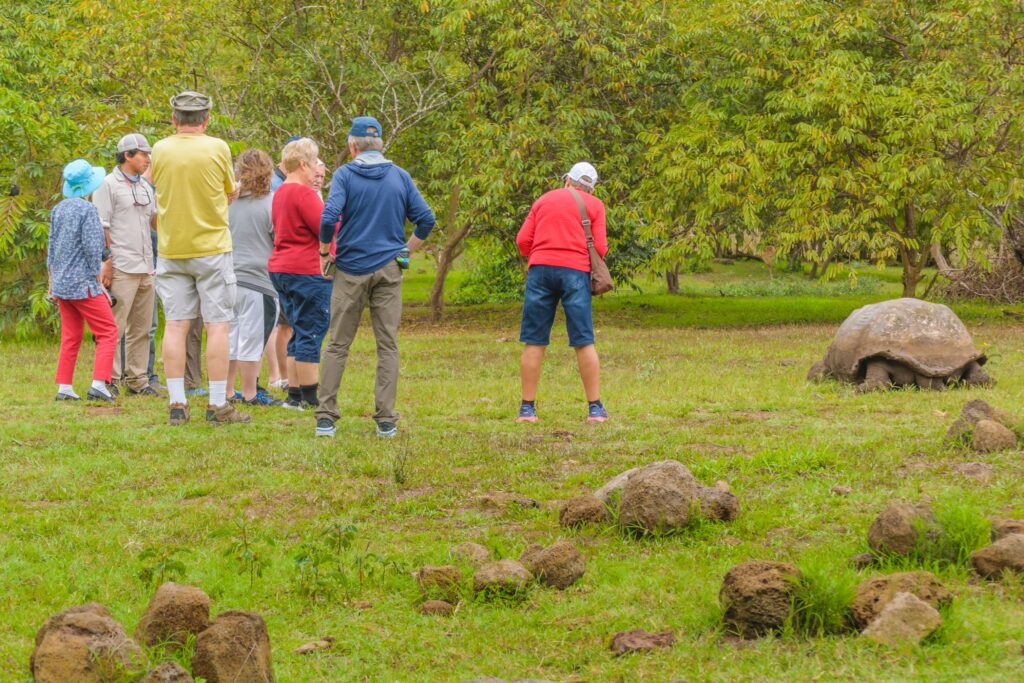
47, 159, 119, 402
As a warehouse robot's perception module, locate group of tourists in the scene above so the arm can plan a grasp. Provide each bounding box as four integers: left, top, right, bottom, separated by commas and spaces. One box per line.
46, 89, 610, 436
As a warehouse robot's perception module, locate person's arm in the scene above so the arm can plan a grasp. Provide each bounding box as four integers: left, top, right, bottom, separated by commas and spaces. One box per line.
320, 168, 346, 244
404, 175, 435, 251
82, 206, 105, 273
300, 188, 325, 242
91, 181, 114, 286
222, 143, 239, 203
593, 200, 608, 258
516, 204, 538, 258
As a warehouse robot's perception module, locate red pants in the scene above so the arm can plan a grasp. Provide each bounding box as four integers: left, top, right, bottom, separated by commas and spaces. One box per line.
55, 295, 118, 385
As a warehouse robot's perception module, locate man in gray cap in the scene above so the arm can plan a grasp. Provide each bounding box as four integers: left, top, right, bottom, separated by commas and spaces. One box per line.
152, 90, 248, 425
92, 133, 160, 396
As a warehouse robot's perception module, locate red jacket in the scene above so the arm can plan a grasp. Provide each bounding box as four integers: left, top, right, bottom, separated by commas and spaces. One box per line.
516, 187, 608, 273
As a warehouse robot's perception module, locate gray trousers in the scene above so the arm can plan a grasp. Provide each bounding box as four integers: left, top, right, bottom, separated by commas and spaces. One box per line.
316, 261, 402, 424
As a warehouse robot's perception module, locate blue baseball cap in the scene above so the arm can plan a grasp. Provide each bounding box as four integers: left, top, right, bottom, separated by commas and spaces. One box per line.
349, 116, 383, 138
62, 159, 105, 199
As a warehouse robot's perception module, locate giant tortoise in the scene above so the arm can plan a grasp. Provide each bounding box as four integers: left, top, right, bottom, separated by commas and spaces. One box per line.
808, 298, 990, 391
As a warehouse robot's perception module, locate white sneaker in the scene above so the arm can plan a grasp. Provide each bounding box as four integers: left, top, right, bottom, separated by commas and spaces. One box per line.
269, 379, 289, 390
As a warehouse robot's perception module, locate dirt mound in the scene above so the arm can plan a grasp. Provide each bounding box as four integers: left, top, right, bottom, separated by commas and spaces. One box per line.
609, 628, 674, 656
851, 571, 952, 628
696, 486, 739, 521
418, 600, 455, 616
971, 534, 1024, 578
720, 561, 801, 638
473, 560, 533, 597
867, 502, 941, 556
416, 565, 463, 602
558, 494, 609, 528
191, 610, 273, 683
991, 519, 1024, 542
618, 460, 699, 534
972, 419, 1017, 452
519, 541, 585, 590
136, 582, 211, 649
861, 592, 942, 647
452, 542, 491, 566
31, 603, 146, 683
142, 661, 194, 683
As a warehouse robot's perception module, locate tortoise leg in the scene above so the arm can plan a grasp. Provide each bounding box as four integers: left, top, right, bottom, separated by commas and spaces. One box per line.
914, 374, 947, 391
858, 360, 892, 392
962, 361, 993, 387
888, 362, 915, 387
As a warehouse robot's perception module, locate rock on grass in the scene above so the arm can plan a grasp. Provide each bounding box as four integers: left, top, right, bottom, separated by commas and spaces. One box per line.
31, 603, 146, 683
191, 611, 273, 683
867, 501, 941, 556
851, 571, 952, 629
558, 494, 609, 528
609, 629, 674, 656
473, 560, 532, 598
519, 541, 585, 590
861, 592, 942, 647
971, 534, 1024, 578
618, 460, 699, 534
136, 582, 211, 650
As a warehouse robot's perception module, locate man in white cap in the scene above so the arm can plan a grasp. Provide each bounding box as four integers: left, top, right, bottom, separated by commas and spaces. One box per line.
92, 133, 160, 396
515, 161, 609, 423
152, 90, 248, 425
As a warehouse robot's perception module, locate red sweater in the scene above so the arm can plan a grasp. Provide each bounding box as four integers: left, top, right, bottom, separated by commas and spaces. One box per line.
516, 188, 608, 273
268, 183, 332, 275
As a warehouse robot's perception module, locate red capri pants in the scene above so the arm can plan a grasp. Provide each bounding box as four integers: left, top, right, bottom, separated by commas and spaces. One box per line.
55, 295, 118, 385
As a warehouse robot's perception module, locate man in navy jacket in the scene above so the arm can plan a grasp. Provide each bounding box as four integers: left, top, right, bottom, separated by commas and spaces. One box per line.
315, 116, 435, 438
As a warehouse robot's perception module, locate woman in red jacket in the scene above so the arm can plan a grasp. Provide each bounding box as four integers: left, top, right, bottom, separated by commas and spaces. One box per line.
515, 162, 609, 424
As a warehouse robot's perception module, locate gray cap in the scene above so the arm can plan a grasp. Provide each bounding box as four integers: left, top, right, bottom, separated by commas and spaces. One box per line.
117, 133, 152, 153
170, 90, 212, 112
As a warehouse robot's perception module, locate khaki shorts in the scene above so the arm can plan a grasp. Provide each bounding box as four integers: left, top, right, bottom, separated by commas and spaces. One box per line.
155, 252, 237, 323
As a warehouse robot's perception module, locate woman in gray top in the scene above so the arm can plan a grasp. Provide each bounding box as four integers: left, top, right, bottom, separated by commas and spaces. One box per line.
227, 149, 281, 406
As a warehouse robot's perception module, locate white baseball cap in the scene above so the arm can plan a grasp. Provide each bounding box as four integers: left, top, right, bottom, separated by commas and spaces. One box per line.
564, 161, 598, 189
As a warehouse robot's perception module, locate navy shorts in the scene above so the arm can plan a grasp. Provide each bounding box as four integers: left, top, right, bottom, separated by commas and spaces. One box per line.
270, 272, 332, 362
519, 265, 595, 347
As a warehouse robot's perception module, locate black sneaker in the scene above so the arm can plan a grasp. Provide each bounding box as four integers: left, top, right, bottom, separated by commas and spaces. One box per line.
281, 398, 309, 411
55, 392, 81, 401
315, 418, 336, 438
106, 382, 120, 398
86, 387, 115, 402
376, 421, 398, 438
128, 384, 160, 397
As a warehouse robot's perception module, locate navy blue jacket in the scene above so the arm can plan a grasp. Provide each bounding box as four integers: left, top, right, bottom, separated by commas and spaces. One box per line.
319, 153, 435, 275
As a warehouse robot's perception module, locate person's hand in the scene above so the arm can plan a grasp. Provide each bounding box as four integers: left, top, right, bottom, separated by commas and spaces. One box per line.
227, 183, 240, 203
407, 235, 425, 253
100, 260, 113, 288
320, 254, 334, 280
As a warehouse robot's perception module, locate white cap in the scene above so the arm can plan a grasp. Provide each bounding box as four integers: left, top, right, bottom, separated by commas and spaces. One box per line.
564, 161, 598, 189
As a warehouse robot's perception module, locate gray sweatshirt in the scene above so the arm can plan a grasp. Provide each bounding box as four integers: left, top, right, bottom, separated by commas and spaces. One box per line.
228, 193, 275, 296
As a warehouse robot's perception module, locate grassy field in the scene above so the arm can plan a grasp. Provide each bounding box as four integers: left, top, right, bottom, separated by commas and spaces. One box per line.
3, 260, 1024, 681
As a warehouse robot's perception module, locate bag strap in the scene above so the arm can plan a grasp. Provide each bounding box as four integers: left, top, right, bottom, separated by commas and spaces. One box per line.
569, 188, 595, 247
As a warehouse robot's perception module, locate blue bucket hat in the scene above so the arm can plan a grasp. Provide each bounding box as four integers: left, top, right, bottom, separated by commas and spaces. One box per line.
62, 159, 105, 199
349, 116, 383, 138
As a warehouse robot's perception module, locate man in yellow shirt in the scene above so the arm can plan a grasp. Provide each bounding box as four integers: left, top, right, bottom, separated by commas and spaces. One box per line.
152, 90, 249, 425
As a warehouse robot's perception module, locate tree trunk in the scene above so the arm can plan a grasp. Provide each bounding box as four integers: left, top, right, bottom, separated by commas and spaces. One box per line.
665, 261, 680, 294
897, 204, 930, 298
428, 185, 467, 323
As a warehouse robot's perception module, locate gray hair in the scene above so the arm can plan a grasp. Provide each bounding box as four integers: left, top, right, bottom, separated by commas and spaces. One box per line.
173, 109, 210, 126
347, 135, 384, 153
567, 177, 594, 191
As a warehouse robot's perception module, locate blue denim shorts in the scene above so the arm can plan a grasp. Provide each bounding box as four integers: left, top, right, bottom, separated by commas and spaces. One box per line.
270, 272, 332, 362
519, 265, 595, 347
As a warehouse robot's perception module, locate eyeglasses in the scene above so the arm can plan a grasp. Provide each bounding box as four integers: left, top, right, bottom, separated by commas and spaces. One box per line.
130, 181, 152, 207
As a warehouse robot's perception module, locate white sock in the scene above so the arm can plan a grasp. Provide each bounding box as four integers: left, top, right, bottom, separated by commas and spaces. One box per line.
57, 384, 79, 398
90, 379, 112, 397
209, 380, 227, 407
167, 378, 186, 404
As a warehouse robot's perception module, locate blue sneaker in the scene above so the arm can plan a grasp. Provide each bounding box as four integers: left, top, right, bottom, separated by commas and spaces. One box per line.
587, 401, 609, 423
316, 418, 336, 438
376, 421, 398, 438
185, 387, 208, 397
243, 390, 284, 407
517, 403, 538, 423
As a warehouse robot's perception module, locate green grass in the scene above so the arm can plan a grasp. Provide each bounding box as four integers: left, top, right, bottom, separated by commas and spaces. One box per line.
3, 260, 1024, 681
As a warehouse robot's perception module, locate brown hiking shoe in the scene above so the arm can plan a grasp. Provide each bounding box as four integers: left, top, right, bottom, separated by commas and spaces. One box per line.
205, 402, 252, 424
169, 402, 190, 426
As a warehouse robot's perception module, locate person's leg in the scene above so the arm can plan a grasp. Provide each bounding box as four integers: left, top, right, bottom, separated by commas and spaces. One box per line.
148, 295, 159, 384
55, 298, 86, 392
109, 269, 138, 385
291, 276, 332, 406
520, 345, 547, 401
125, 274, 156, 391
518, 266, 558, 415
79, 294, 118, 386
575, 344, 600, 402
276, 322, 292, 385
367, 263, 403, 427
316, 271, 370, 423
232, 289, 274, 401
264, 326, 281, 385
195, 253, 247, 422
155, 256, 200, 415
184, 316, 203, 390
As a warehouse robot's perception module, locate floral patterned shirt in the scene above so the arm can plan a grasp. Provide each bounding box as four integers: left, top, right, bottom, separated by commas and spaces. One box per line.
47, 197, 105, 300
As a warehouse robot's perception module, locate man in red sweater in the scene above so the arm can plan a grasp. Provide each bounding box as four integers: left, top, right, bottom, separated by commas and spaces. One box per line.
515, 162, 609, 423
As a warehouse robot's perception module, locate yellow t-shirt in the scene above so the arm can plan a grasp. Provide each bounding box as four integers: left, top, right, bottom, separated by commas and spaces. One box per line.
151, 133, 236, 259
